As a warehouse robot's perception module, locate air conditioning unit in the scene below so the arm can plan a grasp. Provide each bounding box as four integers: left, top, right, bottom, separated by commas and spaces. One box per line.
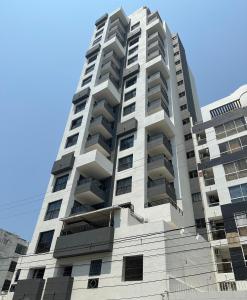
87, 278, 99, 289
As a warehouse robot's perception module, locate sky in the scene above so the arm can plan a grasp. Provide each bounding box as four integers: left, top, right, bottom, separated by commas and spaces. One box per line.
0, 0, 247, 241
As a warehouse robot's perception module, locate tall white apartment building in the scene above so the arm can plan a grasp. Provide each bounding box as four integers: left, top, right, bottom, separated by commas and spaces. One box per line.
192, 85, 247, 291
0, 229, 28, 294
5, 6, 234, 300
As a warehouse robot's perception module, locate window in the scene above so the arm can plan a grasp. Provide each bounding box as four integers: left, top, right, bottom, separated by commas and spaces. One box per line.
131, 22, 140, 31
88, 54, 97, 64
44, 200, 62, 220
127, 55, 138, 65
125, 76, 137, 88
10, 284, 16, 292
180, 104, 187, 111
182, 118, 190, 125
123, 103, 135, 116
81, 75, 92, 87
53, 174, 69, 192
85, 64, 95, 74
118, 155, 133, 172
15, 269, 21, 282
173, 43, 178, 48
96, 21, 105, 30
192, 192, 202, 203
32, 268, 45, 279
124, 89, 136, 101
120, 135, 134, 151
63, 266, 72, 277
174, 51, 179, 56
129, 37, 139, 47
179, 91, 186, 98
89, 259, 102, 276
177, 80, 183, 86
203, 168, 215, 186
210, 100, 241, 118
189, 170, 198, 178
215, 117, 246, 140
176, 69, 182, 75
195, 218, 206, 229
224, 159, 247, 181
65, 133, 79, 148
219, 137, 244, 155
128, 45, 138, 56
8, 261, 17, 272
229, 182, 247, 203
70, 117, 83, 130
95, 29, 103, 38
36, 230, 54, 254
116, 177, 132, 195
123, 255, 143, 281
1, 280, 11, 292
75, 101, 86, 114
93, 36, 102, 45
186, 150, 195, 159
15, 244, 27, 255
184, 133, 192, 141
175, 60, 180, 65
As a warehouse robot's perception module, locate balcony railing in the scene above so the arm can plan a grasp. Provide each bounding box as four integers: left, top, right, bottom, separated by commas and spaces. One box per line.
148, 178, 176, 202
86, 134, 111, 154
148, 155, 174, 177
147, 11, 162, 24
148, 99, 169, 117
217, 262, 233, 273
211, 229, 226, 240
148, 71, 168, 90
147, 133, 172, 157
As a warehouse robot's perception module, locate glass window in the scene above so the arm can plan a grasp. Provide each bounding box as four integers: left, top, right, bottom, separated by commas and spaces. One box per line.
14, 269, 21, 282
128, 46, 138, 56
81, 75, 92, 87
85, 64, 95, 74
182, 118, 190, 125
75, 101, 86, 114
71, 117, 83, 130
129, 37, 139, 47
88, 54, 97, 64
89, 260, 102, 276
125, 76, 137, 88
32, 268, 45, 279
44, 200, 62, 221
195, 218, 206, 228
123, 255, 143, 281
175, 60, 180, 65
229, 183, 247, 203
215, 117, 247, 140
53, 174, 69, 192
192, 192, 202, 202
184, 133, 192, 140
176, 69, 182, 75
179, 91, 185, 98
131, 22, 140, 31
180, 104, 187, 111
1, 280, 11, 292
127, 55, 138, 65
186, 150, 195, 159
177, 80, 183, 86
123, 103, 135, 116
8, 261, 17, 272
189, 170, 198, 178
15, 244, 27, 255
224, 159, 247, 181
116, 177, 132, 195
124, 89, 136, 101
63, 266, 73, 277
36, 231, 54, 254
65, 133, 79, 148
120, 135, 134, 151
118, 155, 133, 172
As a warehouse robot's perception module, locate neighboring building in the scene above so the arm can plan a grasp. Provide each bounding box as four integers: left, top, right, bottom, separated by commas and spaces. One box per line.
0, 229, 28, 294
172, 34, 207, 239
5, 6, 247, 300
193, 85, 247, 291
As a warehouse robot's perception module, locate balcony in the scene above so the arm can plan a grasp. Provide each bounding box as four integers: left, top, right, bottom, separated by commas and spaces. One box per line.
93, 99, 114, 121
212, 229, 226, 240
54, 226, 114, 258
98, 72, 120, 90
85, 134, 111, 157
147, 155, 174, 181
147, 133, 172, 159
147, 178, 176, 202
74, 178, 106, 204
146, 52, 169, 80
148, 71, 168, 90
53, 206, 118, 258
148, 84, 169, 104
76, 151, 113, 179
147, 49, 166, 64
102, 50, 121, 70
101, 60, 120, 82
148, 40, 165, 58
109, 18, 126, 36
217, 262, 233, 273
147, 11, 162, 25
89, 115, 113, 139
147, 99, 169, 117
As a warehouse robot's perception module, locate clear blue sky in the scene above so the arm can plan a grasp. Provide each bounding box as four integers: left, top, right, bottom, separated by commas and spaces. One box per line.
0, 0, 246, 241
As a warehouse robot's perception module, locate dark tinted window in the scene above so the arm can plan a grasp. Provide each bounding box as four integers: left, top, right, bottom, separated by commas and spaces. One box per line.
116, 177, 132, 195
120, 135, 134, 151
118, 155, 133, 172
53, 174, 69, 192
44, 200, 62, 220
75, 101, 86, 114
65, 133, 79, 148
124, 255, 143, 281
36, 231, 54, 254
71, 117, 83, 130
123, 103, 135, 116
125, 76, 137, 88
124, 89, 136, 101
89, 260, 102, 276
8, 261, 17, 272
15, 244, 27, 255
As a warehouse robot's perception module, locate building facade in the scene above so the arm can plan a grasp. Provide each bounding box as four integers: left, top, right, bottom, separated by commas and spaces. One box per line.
0, 229, 28, 294
6, 6, 241, 300
193, 85, 247, 291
